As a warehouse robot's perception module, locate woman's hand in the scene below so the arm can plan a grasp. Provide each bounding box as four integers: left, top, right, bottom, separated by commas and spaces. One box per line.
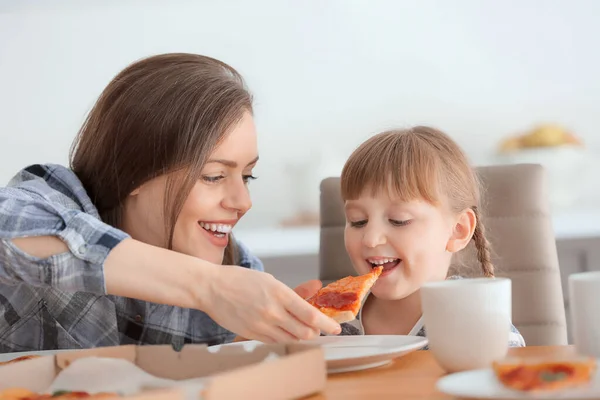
232, 279, 325, 342
201, 267, 340, 343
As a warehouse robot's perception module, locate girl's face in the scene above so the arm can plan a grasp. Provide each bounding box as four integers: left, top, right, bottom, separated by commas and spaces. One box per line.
343, 190, 475, 300
123, 112, 258, 264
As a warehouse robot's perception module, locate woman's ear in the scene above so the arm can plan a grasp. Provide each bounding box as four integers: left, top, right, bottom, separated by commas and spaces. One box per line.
446, 208, 476, 253
130, 180, 145, 196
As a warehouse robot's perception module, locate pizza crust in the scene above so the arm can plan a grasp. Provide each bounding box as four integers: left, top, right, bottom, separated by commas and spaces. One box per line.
0, 389, 118, 399
314, 308, 356, 324
0, 355, 41, 366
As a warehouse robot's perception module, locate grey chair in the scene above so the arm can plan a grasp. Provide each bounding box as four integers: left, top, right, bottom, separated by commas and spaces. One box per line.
319, 163, 568, 346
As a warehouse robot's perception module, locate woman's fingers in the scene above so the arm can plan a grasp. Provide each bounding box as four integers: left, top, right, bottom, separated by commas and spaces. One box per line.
279, 312, 321, 341
271, 327, 301, 343
203, 266, 340, 343
285, 293, 341, 336
250, 333, 277, 344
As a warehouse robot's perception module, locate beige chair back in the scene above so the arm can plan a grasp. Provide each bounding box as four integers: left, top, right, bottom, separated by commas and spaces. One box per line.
319, 163, 568, 346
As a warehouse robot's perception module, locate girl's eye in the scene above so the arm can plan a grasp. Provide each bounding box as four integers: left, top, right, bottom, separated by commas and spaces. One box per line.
349, 220, 367, 228
389, 219, 411, 227
243, 174, 258, 184
202, 175, 224, 183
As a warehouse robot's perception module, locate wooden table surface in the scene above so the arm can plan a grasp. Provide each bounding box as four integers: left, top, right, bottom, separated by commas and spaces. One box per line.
307, 345, 577, 400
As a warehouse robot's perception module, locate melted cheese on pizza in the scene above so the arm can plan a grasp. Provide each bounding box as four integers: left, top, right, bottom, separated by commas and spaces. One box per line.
493, 357, 596, 392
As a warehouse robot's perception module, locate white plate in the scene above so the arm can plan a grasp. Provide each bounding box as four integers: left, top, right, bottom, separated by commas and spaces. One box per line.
437, 362, 600, 400
209, 335, 428, 374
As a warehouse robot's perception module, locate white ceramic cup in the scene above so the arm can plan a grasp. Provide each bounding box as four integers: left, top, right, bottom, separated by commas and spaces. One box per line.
569, 271, 600, 357
420, 278, 512, 373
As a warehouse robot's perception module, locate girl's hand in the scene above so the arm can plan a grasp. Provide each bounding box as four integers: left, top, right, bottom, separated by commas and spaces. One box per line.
292, 279, 323, 300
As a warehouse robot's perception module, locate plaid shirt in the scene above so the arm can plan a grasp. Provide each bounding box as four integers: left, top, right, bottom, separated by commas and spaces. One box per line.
0, 164, 263, 353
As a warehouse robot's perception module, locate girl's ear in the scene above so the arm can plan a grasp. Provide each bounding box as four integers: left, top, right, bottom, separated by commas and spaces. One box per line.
446, 208, 476, 253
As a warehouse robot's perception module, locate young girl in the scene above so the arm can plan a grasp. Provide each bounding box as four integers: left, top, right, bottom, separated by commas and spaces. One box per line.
339, 126, 525, 347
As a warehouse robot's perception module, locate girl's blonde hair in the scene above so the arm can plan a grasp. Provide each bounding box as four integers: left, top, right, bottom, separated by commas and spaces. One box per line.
340, 126, 494, 277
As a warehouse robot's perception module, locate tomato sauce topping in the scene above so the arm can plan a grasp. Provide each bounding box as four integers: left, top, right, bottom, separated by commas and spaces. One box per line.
314, 291, 358, 310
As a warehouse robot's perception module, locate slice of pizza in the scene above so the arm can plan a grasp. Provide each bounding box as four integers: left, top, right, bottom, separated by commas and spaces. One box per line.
0, 388, 38, 400
492, 356, 597, 392
307, 266, 383, 323
0, 355, 41, 367
0, 389, 120, 400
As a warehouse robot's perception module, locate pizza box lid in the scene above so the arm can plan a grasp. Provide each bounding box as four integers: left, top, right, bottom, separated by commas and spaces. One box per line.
0, 343, 326, 400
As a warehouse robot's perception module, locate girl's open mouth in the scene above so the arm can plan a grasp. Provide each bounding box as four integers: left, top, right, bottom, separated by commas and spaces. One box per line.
366, 257, 401, 276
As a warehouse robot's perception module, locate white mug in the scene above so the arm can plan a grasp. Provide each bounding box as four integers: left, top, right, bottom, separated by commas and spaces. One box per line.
420, 277, 512, 373
569, 271, 600, 357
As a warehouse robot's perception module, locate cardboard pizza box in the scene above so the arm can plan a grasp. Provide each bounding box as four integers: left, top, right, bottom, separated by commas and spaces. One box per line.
0, 343, 326, 400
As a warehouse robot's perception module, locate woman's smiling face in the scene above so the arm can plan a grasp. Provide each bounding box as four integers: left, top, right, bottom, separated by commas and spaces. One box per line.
124, 111, 259, 264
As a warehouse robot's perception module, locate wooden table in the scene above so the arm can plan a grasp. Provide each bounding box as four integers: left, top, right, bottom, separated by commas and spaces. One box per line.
307, 345, 577, 400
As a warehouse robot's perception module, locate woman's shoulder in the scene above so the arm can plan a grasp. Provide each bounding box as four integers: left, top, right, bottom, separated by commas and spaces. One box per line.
5, 163, 94, 212
8, 163, 75, 186
6, 164, 89, 201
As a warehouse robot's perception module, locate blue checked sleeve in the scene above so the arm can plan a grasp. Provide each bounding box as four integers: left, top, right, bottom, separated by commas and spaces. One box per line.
0, 181, 129, 295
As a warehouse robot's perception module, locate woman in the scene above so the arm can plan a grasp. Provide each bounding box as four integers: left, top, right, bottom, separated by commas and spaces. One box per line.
0, 53, 340, 352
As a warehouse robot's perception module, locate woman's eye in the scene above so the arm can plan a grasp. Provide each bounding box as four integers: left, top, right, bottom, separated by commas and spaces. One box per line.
243, 174, 258, 184
389, 219, 411, 227
202, 175, 224, 183
349, 220, 367, 228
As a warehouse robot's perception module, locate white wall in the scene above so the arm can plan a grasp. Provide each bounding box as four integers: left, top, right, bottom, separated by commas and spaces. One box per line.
1, 0, 600, 229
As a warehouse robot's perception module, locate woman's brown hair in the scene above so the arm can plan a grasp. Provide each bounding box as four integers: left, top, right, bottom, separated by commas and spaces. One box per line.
340, 126, 494, 277
70, 53, 253, 264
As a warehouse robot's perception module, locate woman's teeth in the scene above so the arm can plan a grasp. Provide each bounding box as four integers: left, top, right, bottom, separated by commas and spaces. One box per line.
199, 222, 233, 237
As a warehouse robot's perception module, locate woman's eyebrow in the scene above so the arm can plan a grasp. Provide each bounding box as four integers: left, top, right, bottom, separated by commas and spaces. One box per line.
206, 156, 259, 168
206, 159, 237, 167
246, 155, 259, 166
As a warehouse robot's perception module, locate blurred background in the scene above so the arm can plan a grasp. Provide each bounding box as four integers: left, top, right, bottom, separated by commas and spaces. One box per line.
2, 1, 600, 312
